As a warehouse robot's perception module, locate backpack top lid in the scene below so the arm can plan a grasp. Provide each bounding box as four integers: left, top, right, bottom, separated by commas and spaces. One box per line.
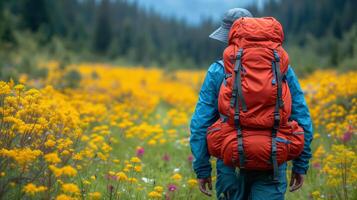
228, 17, 284, 46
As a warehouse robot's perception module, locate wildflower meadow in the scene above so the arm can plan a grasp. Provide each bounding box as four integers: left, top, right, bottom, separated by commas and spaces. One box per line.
0, 62, 356, 200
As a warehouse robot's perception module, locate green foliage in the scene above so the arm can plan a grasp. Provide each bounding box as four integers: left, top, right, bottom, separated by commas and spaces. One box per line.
0, 0, 356, 74
62, 69, 82, 89
338, 25, 357, 71
250, 0, 357, 73
252, 0, 357, 39
0, 31, 48, 81
285, 24, 357, 76
93, 0, 111, 54
0, 0, 223, 69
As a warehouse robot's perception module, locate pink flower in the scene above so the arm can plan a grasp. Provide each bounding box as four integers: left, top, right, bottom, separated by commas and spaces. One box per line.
341, 126, 353, 143
312, 162, 321, 169
105, 173, 117, 181
188, 155, 193, 163
162, 153, 170, 162
136, 147, 145, 157
167, 184, 177, 192
107, 184, 114, 193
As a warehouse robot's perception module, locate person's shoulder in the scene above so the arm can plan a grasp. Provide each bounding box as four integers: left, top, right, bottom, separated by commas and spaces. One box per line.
286, 65, 298, 80
207, 60, 225, 76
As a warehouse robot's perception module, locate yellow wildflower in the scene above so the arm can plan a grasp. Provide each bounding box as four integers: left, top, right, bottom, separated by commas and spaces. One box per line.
44, 152, 61, 164
83, 179, 91, 185
171, 173, 182, 181
116, 172, 128, 181
61, 150, 71, 156
311, 190, 322, 200
154, 186, 163, 193
187, 179, 198, 188
134, 165, 142, 172
61, 183, 80, 194
61, 166, 77, 177
130, 157, 141, 163
14, 84, 25, 91
23, 183, 47, 196
0, 148, 42, 166
128, 178, 138, 183
49, 165, 62, 177
148, 191, 162, 199
0, 81, 11, 95
147, 139, 156, 146
56, 194, 76, 200
89, 192, 101, 200
44, 139, 56, 148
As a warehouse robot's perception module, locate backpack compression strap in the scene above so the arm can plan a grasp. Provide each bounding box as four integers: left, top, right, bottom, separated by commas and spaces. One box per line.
274, 50, 284, 108
230, 49, 247, 112
215, 60, 232, 87
271, 50, 283, 182
232, 48, 246, 168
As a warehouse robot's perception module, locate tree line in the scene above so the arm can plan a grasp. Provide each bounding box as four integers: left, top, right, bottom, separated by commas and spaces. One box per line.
0, 0, 223, 69
0, 0, 356, 74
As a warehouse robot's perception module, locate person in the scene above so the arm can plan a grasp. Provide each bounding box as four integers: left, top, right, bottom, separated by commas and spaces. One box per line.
189, 8, 313, 200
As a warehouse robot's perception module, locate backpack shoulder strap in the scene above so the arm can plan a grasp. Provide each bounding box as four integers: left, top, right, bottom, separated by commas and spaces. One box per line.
215, 60, 231, 79
215, 60, 224, 68
214, 60, 229, 122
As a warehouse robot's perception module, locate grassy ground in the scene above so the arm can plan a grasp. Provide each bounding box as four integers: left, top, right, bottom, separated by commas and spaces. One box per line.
0, 64, 356, 199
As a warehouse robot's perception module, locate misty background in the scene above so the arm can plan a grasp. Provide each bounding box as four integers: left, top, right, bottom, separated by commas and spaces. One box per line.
0, 0, 356, 81
128, 0, 266, 24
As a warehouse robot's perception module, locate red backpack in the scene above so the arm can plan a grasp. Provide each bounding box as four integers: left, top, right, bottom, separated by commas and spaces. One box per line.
206, 17, 304, 181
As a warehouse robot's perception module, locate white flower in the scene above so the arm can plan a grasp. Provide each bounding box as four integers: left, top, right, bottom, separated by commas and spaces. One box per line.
141, 177, 154, 184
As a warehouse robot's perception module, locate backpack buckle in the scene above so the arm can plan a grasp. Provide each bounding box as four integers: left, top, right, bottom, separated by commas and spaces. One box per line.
279, 100, 284, 108
237, 48, 243, 59
234, 115, 240, 126
274, 113, 280, 122
273, 50, 280, 62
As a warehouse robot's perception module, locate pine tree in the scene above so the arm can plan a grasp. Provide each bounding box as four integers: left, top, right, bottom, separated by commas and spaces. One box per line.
93, 0, 112, 54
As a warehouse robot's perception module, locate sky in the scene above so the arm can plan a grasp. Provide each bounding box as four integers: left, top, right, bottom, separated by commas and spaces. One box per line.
129, 0, 265, 25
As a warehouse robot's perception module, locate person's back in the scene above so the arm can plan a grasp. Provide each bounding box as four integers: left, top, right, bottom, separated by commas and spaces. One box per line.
189, 8, 313, 200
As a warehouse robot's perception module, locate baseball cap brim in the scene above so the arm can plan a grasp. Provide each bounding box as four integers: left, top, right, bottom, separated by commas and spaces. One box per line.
209, 26, 229, 44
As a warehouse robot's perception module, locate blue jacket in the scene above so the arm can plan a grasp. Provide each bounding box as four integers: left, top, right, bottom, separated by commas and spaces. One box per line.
189, 61, 313, 178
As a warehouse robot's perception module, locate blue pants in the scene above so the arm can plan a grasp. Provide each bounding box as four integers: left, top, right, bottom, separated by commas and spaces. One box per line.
215, 160, 287, 200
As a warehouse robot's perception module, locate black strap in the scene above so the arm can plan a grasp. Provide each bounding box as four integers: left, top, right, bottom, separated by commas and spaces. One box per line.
273, 50, 284, 108
271, 50, 282, 183
215, 60, 224, 68
234, 93, 245, 168
216, 60, 228, 86
236, 60, 248, 113
230, 49, 247, 112
271, 99, 280, 182
219, 113, 228, 123
232, 48, 246, 168
236, 127, 245, 168
230, 49, 243, 107
271, 61, 277, 85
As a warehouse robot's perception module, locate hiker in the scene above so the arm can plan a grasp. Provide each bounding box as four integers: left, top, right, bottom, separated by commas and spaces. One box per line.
189, 8, 313, 200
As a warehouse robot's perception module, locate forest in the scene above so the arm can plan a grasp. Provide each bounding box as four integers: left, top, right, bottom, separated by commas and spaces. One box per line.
0, 0, 356, 80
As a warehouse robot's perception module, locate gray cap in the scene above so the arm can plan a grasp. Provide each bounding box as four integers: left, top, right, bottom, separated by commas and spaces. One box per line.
209, 8, 253, 44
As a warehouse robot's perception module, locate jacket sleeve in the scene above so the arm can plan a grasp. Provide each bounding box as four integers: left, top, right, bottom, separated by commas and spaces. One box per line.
189, 62, 224, 179
286, 66, 314, 174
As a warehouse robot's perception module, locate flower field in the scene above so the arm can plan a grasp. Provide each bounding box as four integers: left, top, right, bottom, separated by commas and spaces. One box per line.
0, 63, 356, 200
